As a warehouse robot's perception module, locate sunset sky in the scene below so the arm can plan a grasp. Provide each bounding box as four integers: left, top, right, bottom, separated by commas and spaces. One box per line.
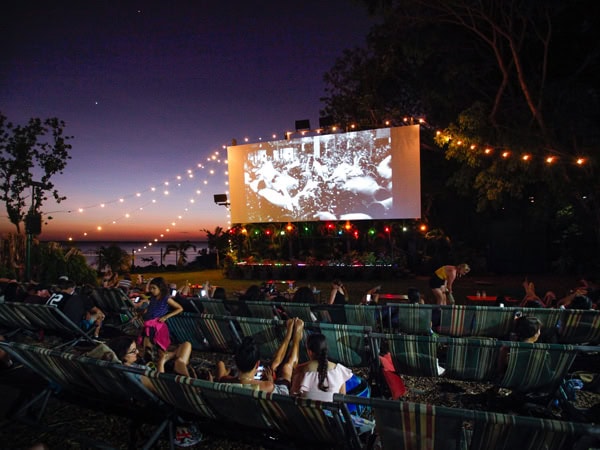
1, 1, 376, 244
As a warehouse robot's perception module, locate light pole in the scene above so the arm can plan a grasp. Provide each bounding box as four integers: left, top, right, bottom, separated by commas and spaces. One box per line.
25, 181, 45, 281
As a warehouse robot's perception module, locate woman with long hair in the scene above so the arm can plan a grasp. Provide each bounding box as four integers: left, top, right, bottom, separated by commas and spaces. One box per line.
292, 332, 353, 402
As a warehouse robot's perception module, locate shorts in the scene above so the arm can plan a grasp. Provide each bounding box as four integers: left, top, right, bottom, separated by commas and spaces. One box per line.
429, 273, 445, 289
273, 379, 290, 395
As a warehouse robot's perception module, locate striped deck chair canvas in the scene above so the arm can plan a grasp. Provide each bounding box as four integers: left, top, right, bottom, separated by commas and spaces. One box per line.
0, 302, 33, 334
558, 309, 600, 344
168, 312, 210, 350
245, 301, 279, 319
91, 287, 134, 316
438, 305, 476, 337
278, 302, 317, 323
1, 302, 95, 348
169, 313, 240, 352
369, 399, 464, 450
394, 304, 433, 335
201, 380, 361, 449
444, 337, 499, 381
467, 409, 595, 450
471, 306, 515, 338
197, 298, 230, 316
499, 341, 578, 394
2, 342, 172, 448
234, 316, 288, 361
312, 322, 373, 368
344, 304, 380, 328
382, 334, 440, 377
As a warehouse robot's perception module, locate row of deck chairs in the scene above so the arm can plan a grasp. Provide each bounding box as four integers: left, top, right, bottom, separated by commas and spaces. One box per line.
167, 312, 596, 409
1, 340, 598, 449
192, 296, 600, 344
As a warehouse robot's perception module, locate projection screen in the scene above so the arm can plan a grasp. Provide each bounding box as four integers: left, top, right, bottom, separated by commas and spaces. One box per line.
227, 125, 420, 223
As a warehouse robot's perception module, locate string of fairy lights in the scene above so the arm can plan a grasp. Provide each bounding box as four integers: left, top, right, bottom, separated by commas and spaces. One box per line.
61, 149, 230, 255
29, 118, 591, 259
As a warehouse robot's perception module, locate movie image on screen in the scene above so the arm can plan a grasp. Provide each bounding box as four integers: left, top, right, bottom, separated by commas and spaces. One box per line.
227, 125, 420, 223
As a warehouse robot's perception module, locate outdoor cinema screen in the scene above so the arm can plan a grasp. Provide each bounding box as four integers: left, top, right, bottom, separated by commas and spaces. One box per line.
227, 125, 421, 224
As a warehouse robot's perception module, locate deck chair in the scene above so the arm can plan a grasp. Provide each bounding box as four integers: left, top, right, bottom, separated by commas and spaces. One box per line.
471, 306, 516, 338
438, 305, 477, 337
557, 309, 600, 344
333, 394, 600, 450
233, 315, 288, 361
194, 298, 231, 316
90, 287, 137, 331
499, 341, 579, 396
344, 304, 381, 329
244, 300, 279, 319
374, 333, 440, 377
0, 302, 96, 348
169, 312, 240, 352
394, 304, 433, 335
0, 341, 174, 449
145, 371, 362, 449
443, 337, 499, 381
278, 302, 318, 322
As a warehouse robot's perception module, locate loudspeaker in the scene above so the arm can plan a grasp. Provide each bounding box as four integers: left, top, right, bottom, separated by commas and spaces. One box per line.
295, 119, 310, 131
25, 212, 42, 235
213, 194, 228, 204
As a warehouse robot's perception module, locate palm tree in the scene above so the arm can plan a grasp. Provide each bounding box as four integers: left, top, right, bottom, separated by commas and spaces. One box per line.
96, 244, 131, 273
203, 226, 227, 268
164, 240, 197, 267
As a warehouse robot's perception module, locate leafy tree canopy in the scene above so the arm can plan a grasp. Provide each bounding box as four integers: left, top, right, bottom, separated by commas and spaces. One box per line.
0, 113, 72, 234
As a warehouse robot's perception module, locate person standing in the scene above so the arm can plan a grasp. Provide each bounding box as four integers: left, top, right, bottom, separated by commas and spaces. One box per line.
429, 263, 470, 305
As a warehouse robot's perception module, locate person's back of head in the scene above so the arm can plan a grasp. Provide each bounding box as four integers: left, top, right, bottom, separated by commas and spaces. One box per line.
293, 286, 315, 304
407, 287, 420, 304
306, 333, 329, 391
569, 295, 592, 310
58, 278, 76, 292
514, 316, 542, 342
212, 286, 227, 300
243, 284, 263, 301
235, 336, 260, 372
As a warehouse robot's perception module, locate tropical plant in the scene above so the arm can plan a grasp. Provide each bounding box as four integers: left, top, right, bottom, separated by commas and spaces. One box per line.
203, 227, 229, 268
164, 240, 197, 267
96, 244, 130, 273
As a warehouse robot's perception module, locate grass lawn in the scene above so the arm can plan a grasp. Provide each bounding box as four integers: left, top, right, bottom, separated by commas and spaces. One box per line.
132, 269, 578, 306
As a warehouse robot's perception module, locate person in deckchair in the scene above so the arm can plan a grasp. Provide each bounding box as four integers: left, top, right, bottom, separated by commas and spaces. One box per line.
291, 332, 353, 402
216, 318, 304, 394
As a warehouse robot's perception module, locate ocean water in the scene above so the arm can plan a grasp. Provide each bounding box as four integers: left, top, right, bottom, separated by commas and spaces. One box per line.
57, 240, 208, 268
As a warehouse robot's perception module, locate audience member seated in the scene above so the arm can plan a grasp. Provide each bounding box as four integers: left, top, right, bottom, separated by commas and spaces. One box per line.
360, 285, 381, 304
61, 282, 106, 339
292, 331, 353, 401
23, 283, 51, 305
217, 318, 303, 394
104, 336, 203, 446
102, 268, 119, 288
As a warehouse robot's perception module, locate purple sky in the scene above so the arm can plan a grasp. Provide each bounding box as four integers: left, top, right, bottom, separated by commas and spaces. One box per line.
1, 1, 376, 244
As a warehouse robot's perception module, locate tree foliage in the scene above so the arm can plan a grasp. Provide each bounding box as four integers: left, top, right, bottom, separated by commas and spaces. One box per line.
96, 244, 131, 273
164, 240, 197, 267
0, 113, 72, 233
322, 0, 600, 270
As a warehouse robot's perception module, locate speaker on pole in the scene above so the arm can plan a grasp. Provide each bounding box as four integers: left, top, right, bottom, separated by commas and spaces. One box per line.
25, 212, 42, 235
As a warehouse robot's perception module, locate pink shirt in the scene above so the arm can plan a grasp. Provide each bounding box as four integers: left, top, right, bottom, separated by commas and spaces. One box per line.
293, 363, 353, 402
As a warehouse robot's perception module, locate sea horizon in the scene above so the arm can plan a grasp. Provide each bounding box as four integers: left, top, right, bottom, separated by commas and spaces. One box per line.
51, 240, 209, 268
